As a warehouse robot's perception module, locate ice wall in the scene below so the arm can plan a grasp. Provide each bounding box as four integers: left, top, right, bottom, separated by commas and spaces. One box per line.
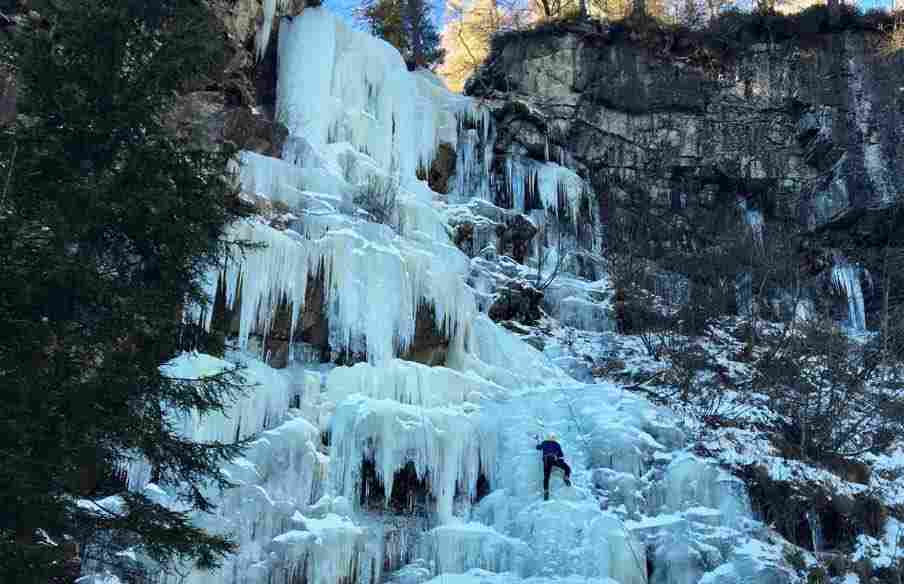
329, 395, 494, 523
212, 217, 476, 364
112, 7, 788, 584
501, 156, 601, 254
276, 8, 473, 182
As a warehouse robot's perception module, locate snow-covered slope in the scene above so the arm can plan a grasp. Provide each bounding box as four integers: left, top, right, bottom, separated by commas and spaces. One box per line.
114, 8, 806, 584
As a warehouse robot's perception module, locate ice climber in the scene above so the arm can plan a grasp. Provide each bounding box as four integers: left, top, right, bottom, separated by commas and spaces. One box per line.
536, 432, 571, 500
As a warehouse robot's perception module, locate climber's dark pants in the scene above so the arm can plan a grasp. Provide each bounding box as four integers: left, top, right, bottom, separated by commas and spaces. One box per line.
543, 455, 571, 492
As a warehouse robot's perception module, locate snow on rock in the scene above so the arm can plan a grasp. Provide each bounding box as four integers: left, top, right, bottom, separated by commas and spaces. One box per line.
854, 516, 904, 569
325, 359, 503, 408
423, 522, 529, 575
270, 513, 367, 584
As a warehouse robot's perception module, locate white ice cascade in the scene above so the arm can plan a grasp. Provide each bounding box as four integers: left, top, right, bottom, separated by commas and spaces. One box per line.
256, 0, 291, 61
735, 197, 763, 316
831, 260, 867, 332
453, 108, 494, 203
738, 196, 764, 248
502, 156, 601, 254
118, 8, 792, 584
201, 8, 487, 365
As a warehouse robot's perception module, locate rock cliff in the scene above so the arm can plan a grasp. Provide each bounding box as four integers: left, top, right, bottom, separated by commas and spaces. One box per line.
466, 15, 904, 325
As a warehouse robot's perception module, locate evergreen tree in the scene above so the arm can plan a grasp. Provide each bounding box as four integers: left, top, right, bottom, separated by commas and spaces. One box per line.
0, 1, 252, 581
359, 0, 446, 70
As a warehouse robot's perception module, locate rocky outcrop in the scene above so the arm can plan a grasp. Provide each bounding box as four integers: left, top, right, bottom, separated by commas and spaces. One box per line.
488, 280, 544, 325
468, 17, 904, 326
496, 213, 537, 264
225, 106, 289, 155
449, 199, 539, 264
423, 142, 457, 194
401, 304, 450, 366
471, 23, 904, 230
210, 0, 306, 109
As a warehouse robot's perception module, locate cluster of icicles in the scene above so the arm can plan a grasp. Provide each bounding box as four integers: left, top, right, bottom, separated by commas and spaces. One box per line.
114, 7, 742, 584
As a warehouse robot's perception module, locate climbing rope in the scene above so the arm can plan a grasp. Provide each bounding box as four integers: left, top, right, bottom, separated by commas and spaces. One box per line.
558, 385, 650, 584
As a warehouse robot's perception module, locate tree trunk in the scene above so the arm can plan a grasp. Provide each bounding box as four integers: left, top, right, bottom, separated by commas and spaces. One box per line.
827, 0, 841, 26
633, 0, 647, 18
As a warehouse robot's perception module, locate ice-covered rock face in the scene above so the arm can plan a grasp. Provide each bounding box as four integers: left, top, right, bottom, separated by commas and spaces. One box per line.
118, 8, 801, 584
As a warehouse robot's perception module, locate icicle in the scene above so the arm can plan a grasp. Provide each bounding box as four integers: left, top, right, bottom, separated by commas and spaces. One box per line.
807, 508, 824, 553
736, 272, 753, 317
277, 9, 473, 186
212, 219, 476, 364
831, 262, 866, 332
256, 0, 291, 61
738, 197, 764, 247
452, 107, 494, 202
422, 523, 529, 575
329, 395, 495, 523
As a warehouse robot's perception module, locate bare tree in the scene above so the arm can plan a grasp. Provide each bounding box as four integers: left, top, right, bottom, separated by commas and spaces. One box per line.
354, 175, 400, 227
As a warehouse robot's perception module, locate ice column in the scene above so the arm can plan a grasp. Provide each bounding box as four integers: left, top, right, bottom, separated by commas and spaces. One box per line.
831, 262, 866, 332
276, 8, 475, 183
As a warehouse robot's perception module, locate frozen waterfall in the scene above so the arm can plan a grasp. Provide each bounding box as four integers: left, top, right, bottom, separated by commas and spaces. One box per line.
113, 8, 793, 584
831, 262, 867, 332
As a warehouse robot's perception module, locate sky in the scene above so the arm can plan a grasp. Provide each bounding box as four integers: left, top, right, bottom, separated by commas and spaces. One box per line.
320, 0, 898, 32
322, 0, 452, 29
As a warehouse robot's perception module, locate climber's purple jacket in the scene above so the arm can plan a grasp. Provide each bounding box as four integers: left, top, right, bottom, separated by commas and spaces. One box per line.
536, 440, 564, 459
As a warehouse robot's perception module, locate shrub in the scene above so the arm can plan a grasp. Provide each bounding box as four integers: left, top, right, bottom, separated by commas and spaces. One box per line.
354, 175, 400, 227
752, 318, 904, 460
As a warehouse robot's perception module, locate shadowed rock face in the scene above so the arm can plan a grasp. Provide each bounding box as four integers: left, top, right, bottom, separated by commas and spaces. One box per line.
497, 213, 538, 264
209, 269, 330, 368
489, 280, 544, 325
0, 67, 14, 127
469, 25, 904, 233
402, 303, 451, 367
424, 142, 457, 194
468, 23, 904, 327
